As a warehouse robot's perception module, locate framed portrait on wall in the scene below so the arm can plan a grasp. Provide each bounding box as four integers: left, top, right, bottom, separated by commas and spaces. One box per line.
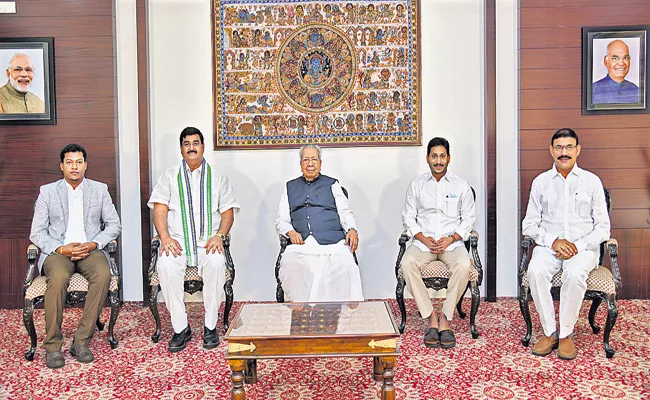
0, 37, 56, 125
582, 26, 649, 115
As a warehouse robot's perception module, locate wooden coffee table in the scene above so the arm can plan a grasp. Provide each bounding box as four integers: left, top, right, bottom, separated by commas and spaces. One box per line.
224, 301, 400, 400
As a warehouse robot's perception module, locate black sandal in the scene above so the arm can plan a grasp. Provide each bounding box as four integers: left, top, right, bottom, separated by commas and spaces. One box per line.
439, 329, 456, 349
424, 328, 440, 348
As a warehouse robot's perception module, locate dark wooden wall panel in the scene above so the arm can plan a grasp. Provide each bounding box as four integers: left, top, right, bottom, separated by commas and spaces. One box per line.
137, 0, 152, 304
0, 0, 117, 309
520, 0, 650, 299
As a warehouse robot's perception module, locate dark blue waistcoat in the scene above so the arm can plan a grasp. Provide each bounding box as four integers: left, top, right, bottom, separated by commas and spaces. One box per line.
287, 174, 345, 245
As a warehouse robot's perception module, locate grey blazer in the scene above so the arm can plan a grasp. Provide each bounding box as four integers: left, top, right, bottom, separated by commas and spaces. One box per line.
29, 178, 122, 267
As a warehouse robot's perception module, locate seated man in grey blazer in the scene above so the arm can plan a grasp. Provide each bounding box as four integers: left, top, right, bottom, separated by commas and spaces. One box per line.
29, 144, 121, 369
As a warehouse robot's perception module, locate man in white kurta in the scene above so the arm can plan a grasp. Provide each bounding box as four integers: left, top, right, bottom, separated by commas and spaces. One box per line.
275, 144, 363, 302
148, 127, 240, 352
523, 128, 610, 360
400, 137, 475, 349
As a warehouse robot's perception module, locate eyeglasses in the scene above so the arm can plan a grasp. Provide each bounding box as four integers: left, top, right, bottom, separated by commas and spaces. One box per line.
301, 157, 321, 164
552, 144, 577, 152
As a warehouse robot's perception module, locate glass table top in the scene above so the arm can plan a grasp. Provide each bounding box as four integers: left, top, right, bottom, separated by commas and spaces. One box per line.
226, 301, 398, 338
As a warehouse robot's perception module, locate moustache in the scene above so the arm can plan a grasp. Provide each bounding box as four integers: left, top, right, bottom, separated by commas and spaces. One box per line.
558, 156, 571, 160
187, 150, 197, 154
434, 164, 444, 168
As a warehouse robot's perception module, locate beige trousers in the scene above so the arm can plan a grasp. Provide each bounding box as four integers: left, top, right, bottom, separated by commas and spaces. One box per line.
42, 250, 111, 353
400, 245, 471, 321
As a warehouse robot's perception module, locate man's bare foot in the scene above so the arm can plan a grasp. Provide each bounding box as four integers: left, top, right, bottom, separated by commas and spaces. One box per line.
438, 312, 451, 331
428, 313, 438, 329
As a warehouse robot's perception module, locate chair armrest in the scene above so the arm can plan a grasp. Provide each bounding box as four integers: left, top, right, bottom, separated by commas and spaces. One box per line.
106, 240, 117, 254
467, 231, 483, 285
279, 234, 289, 249
103, 240, 119, 277
24, 244, 40, 287
607, 238, 621, 294
394, 231, 410, 278
518, 236, 534, 280
148, 236, 161, 280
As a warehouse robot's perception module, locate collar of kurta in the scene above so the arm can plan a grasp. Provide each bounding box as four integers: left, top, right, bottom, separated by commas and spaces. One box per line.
427, 171, 452, 182
302, 173, 322, 183
552, 163, 582, 178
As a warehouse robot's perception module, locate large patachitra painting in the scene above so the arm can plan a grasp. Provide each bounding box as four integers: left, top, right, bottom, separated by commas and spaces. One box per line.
213, 0, 420, 149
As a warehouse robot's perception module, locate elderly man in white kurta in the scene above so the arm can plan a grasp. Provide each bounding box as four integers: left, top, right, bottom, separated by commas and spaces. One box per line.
149, 127, 240, 352
400, 137, 475, 349
523, 128, 610, 360
275, 144, 364, 302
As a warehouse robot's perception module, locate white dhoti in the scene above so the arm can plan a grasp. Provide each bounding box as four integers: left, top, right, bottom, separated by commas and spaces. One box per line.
527, 246, 598, 338
157, 243, 226, 333
279, 236, 364, 302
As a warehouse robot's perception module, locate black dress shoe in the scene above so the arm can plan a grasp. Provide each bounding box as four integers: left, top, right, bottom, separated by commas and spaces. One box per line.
168, 325, 192, 352
203, 326, 220, 349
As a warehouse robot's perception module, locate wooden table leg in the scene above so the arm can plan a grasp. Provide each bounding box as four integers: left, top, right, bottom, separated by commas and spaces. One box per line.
373, 357, 384, 382
244, 359, 258, 384
380, 356, 396, 400
228, 359, 246, 400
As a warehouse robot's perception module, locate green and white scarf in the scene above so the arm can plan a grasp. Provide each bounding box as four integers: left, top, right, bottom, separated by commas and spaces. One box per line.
177, 158, 212, 266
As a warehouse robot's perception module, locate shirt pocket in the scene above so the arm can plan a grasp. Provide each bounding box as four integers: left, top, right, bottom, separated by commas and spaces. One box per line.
574, 194, 592, 219
445, 197, 460, 217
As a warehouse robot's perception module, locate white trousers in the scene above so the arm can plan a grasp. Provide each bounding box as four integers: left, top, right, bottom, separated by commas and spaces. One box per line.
157, 250, 226, 333
528, 246, 598, 338
279, 252, 364, 302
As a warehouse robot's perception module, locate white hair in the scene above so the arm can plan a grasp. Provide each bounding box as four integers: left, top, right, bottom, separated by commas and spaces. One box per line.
299, 144, 322, 160
7, 52, 33, 71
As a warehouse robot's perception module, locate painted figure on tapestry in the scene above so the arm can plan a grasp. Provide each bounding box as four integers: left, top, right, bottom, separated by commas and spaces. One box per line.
523, 128, 610, 360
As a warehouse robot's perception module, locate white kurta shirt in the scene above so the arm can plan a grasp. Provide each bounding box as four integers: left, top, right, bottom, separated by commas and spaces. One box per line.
275, 181, 357, 255
64, 180, 88, 244
522, 164, 610, 252
148, 164, 240, 245
402, 171, 476, 252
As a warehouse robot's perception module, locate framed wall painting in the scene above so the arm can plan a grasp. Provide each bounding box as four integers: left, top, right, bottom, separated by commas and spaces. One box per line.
0, 37, 56, 125
213, 0, 421, 149
582, 26, 648, 115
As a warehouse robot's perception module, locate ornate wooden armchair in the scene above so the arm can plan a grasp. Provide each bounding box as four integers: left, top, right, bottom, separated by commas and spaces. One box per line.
518, 188, 621, 358
147, 235, 235, 342
23, 240, 121, 361
274, 186, 358, 303
394, 187, 483, 337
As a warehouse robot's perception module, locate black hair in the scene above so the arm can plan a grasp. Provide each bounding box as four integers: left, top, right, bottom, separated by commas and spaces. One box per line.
427, 137, 450, 156
551, 128, 579, 146
179, 127, 204, 146
60, 144, 87, 162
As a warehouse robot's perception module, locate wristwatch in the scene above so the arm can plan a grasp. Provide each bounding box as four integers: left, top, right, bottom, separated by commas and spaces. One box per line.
216, 233, 227, 240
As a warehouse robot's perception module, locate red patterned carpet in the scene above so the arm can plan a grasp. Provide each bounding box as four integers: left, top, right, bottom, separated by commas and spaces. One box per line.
0, 299, 648, 399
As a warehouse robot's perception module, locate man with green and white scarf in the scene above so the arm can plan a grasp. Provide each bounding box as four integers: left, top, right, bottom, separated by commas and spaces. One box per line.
148, 127, 240, 352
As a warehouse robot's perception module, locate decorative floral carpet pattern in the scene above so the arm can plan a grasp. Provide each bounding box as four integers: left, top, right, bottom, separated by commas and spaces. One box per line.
213, 0, 420, 149
0, 299, 649, 399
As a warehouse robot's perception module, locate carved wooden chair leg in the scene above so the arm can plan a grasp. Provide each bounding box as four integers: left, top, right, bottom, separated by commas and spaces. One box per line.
519, 285, 533, 346
149, 285, 161, 343
244, 359, 258, 384
469, 280, 480, 339
108, 290, 120, 349
588, 297, 603, 334
23, 298, 37, 361
223, 280, 234, 332
96, 318, 105, 331
603, 293, 618, 358
395, 278, 407, 334
456, 285, 469, 319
